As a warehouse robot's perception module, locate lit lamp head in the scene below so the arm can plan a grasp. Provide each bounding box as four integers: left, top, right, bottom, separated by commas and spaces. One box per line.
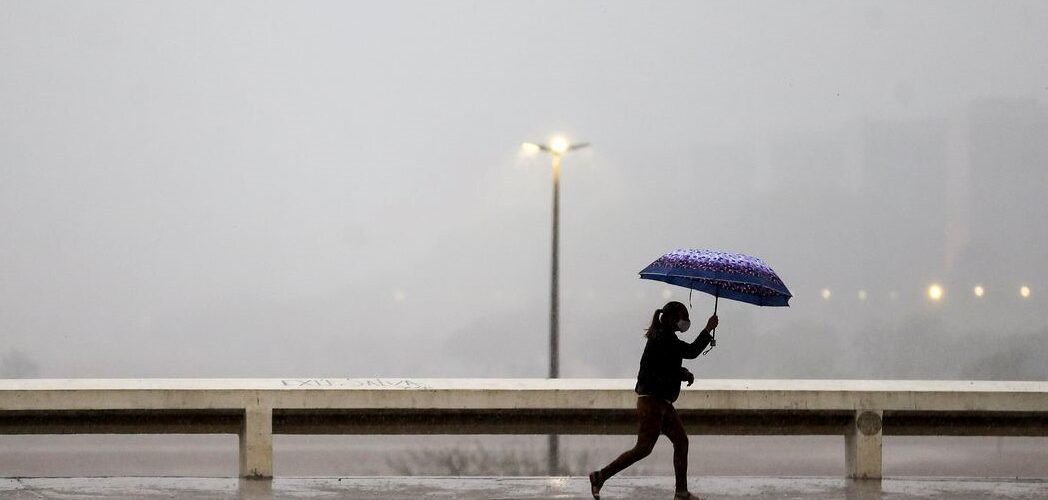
520, 142, 541, 155
549, 136, 570, 155
521, 136, 589, 157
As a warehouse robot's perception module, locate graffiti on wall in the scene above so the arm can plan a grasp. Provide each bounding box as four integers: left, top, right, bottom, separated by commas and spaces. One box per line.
279, 378, 430, 389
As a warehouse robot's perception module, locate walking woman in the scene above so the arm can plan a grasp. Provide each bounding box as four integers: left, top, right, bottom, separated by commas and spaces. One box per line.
589, 300, 718, 500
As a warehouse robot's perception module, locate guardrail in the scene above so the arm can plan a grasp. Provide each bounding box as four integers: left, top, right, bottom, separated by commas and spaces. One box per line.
2, 378, 1046, 479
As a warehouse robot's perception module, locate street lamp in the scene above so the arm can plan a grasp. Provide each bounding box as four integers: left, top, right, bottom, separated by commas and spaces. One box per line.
521, 136, 589, 475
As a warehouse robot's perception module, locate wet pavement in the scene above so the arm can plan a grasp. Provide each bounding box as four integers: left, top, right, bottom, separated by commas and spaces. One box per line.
1, 476, 1046, 499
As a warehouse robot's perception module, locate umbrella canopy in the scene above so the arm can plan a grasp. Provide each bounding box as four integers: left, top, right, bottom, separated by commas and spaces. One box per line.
639, 248, 792, 307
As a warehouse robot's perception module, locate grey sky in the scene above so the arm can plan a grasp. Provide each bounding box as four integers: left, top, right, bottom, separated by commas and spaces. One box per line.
1, 1, 1046, 379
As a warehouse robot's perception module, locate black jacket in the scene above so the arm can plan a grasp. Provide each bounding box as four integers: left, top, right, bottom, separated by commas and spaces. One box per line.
634, 328, 714, 403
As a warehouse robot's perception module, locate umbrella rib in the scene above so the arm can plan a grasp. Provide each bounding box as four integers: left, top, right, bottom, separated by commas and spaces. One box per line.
645, 271, 791, 296
651, 273, 785, 293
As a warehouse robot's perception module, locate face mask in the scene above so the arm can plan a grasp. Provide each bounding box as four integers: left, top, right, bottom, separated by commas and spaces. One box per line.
677, 319, 691, 332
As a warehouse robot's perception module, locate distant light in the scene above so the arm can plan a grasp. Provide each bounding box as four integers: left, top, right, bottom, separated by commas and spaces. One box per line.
889, 290, 898, 301
821, 288, 831, 300
927, 284, 944, 301
973, 285, 985, 297
661, 288, 673, 300
521, 142, 541, 155
857, 289, 868, 301
393, 290, 407, 302
549, 136, 570, 155
1020, 286, 1031, 298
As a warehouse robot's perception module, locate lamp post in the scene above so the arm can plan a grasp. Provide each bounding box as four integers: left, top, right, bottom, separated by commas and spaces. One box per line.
521, 136, 589, 475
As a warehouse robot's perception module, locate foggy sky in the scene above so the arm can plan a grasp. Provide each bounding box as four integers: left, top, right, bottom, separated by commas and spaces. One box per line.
2, 1, 1046, 380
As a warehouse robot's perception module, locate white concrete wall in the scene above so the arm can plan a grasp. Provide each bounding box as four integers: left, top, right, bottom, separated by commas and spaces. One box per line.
2, 378, 1047, 479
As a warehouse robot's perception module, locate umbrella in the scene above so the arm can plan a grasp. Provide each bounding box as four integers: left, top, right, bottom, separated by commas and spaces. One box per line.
639, 248, 792, 350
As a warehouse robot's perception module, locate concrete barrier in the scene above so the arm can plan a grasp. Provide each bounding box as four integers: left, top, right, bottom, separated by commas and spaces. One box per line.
2, 378, 1047, 479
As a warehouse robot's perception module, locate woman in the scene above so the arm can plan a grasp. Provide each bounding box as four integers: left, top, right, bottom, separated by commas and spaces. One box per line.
589, 300, 718, 500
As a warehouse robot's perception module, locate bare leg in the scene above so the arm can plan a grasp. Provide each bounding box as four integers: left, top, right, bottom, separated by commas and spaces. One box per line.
594, 397, 664, 490
661, 404, 690, 494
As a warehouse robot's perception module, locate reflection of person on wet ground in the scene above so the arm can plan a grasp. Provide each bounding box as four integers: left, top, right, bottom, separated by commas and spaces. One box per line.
589, 301, 718, 500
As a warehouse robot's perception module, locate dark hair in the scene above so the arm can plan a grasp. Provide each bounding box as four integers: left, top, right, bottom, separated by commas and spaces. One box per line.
644, 301, 687, 339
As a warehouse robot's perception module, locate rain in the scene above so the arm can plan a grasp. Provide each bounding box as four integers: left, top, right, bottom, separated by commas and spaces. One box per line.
1, 0, 1046, 494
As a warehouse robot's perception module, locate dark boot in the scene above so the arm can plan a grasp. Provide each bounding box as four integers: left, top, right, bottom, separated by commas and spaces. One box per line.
588, 470, 604, 499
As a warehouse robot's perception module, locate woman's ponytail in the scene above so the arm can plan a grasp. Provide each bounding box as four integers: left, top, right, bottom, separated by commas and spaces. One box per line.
644, 308, 663, 339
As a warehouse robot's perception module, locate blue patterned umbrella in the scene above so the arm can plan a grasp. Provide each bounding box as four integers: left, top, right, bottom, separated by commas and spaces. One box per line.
640, 249, 791, 349
639, 248, 792, 308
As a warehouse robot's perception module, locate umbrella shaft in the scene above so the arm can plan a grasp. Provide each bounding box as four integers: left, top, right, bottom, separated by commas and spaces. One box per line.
711, 295, 718, 346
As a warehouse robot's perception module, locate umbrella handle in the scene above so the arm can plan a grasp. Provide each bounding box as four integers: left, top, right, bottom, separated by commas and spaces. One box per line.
702, 292, 718, 355
711, 294, 718, 347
